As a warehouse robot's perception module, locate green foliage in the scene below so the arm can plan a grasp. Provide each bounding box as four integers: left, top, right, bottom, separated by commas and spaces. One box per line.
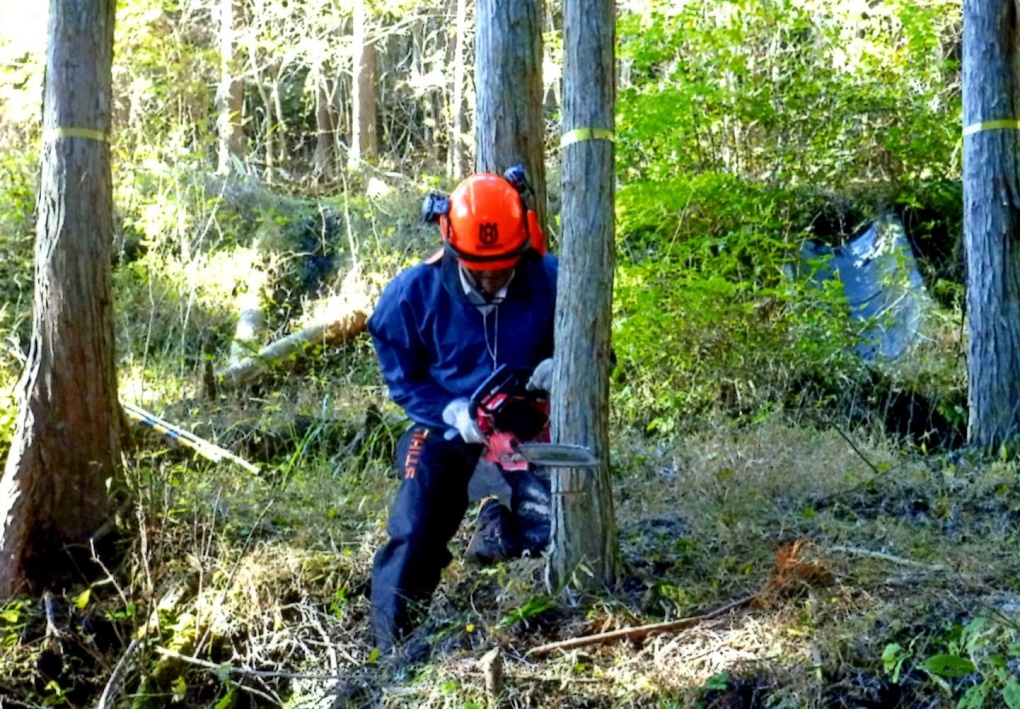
0, 150, 36, 342
115, 0, 219, 166
611, 0, 963, 431
885, 617, 1020, 708
0, 599, 27, 648
497, 594, 555, 630
616, 0, 961, 188
612, 172, 868, 430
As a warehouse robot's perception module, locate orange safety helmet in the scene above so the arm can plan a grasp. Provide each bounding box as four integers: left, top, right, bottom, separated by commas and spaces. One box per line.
441, 174, 532, 271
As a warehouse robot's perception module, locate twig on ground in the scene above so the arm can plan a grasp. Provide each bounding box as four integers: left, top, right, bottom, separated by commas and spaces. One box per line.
154, 646, 351, 680
96, 638, 141, 709
803, 411, 884, 477
90, 536, 132, 610
827, 545, 946, 572
42, 591, 65, 645
525, 594, 757, 657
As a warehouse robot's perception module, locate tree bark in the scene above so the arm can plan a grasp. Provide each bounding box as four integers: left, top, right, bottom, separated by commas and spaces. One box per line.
475, 0, 547, 231
0, 0, 121, 596
962, 0, 1020, 449
548, 0, 619, 592
448, 0, 471, 178
313, 80, 337, 181
349, 0, 378, 167
216, 0, 246, 174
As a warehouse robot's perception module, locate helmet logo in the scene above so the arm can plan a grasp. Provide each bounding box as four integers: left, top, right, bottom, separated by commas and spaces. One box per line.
478, 222, 500, 249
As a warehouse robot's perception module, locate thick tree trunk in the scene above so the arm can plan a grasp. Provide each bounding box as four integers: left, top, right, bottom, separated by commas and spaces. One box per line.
216, 0, 245, 174
0, 0, 120, 596
548, 0, 619, 592
962, 0, 1020, 449
349, 0, 378, 167
475, 0, 547, 230
448, 0, 471, 178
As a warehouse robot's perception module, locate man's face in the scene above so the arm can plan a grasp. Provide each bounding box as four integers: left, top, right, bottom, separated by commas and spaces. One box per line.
467, 267, 514, 296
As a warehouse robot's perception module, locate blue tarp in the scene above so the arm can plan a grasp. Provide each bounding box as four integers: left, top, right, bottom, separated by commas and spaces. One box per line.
802, 216, 929, 362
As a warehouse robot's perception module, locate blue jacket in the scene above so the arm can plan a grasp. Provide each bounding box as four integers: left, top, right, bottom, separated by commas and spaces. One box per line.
368, 250, 558, 429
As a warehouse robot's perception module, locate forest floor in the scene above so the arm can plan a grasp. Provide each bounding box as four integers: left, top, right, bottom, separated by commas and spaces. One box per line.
1, 364, 1017, 709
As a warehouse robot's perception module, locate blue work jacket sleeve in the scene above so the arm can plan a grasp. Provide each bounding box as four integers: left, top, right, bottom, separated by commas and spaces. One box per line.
368, 279, 450, 429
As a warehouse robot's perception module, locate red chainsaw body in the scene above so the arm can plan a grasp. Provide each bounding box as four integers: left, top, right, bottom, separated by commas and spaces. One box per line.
474, 382, 550, 472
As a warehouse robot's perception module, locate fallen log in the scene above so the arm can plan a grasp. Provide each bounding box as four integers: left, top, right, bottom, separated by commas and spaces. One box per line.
227, 267, 270, 368
215, 267, 375, 391
228, 305, 266, 368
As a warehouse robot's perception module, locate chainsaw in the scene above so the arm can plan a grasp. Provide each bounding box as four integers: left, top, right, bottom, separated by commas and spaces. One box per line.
468, 364, 598, 471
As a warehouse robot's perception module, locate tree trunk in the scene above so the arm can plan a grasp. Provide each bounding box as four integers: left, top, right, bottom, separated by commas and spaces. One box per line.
0, 0, 121, 596
962, 0, 1020, 449
313, 80, 337, 181
448, 0, 471, 178
548, 0, 619, 592
272, 73, 287, 168
216, 0, 245, 175
475, 0, 547, 231
350, 0, 378, 167
253, 68, 276, 179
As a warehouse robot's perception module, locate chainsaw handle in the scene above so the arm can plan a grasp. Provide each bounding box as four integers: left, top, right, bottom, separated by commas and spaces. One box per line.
468, 364, 531, 419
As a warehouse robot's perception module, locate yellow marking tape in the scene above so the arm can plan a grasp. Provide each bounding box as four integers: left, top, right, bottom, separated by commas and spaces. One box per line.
43, 126, 110, 143
560, 127, 615, 148
962, 119, 1020, 137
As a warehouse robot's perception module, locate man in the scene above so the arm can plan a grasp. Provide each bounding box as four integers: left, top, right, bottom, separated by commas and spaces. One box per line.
367, 169, 557, 653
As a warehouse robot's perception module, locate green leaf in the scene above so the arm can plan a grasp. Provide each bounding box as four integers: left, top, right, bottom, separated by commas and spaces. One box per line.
74, 588, 91, 611
957, 681, 989, 709
367, 647, 379, 664
882, 643, 906, 681
1003, 679, 1020, 709
213, 687, 235, 709
704, 673, 730, 690
920, 654, 976, 678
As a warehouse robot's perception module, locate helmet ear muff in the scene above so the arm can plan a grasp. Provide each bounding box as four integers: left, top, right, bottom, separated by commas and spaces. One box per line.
503, 164, 546, 256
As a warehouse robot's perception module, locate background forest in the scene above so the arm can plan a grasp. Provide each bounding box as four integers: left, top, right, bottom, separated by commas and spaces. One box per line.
2, 0, 1009, 707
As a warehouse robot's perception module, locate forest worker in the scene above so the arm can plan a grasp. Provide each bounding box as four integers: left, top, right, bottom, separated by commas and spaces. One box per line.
367, 169, 557, 654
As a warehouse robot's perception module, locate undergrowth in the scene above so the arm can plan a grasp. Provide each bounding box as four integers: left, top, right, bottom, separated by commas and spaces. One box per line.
0, 167, 989, 708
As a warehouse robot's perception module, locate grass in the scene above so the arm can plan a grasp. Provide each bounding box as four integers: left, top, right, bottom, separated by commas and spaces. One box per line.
5, 392, 1017, 707
0, 169, 1009, 708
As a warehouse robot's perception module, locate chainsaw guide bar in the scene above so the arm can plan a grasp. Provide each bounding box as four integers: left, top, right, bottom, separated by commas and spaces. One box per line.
515, 442, 599, 467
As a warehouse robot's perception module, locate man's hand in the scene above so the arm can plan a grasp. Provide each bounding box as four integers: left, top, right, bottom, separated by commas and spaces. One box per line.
526, 358, 555, 393
442, 398, 487, 444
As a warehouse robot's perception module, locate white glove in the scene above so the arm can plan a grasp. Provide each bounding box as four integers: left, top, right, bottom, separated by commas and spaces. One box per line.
442, 398, 487, 444
526, 358, 555, 393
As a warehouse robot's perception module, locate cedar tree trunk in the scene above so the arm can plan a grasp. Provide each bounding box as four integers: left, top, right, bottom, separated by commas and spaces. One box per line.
548, 0, 619, 590
0, 0, 121, 596
217, 0, 246, 174
350, 0, 378, 166
962, 0, 1020, 448
475, 0, 547, 230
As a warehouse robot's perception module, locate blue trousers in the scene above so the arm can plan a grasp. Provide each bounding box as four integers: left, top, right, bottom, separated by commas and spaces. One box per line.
370, 425, 482, 651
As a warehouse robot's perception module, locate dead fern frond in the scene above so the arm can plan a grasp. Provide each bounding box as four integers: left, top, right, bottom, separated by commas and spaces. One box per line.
756, 539, 834, 608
